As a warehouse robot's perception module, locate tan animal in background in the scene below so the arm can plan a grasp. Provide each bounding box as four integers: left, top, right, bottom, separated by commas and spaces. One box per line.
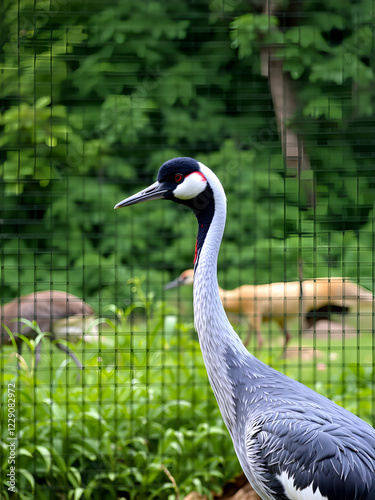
0, 290, 97, 369
165, 270, 374, 350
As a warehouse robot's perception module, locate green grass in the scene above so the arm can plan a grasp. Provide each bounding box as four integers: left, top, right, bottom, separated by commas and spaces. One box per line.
1, 281, 374, 499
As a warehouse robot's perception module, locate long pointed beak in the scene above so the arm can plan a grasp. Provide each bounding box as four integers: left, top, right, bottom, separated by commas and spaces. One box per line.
114, 181, 168, 209
164, 277, 183, 290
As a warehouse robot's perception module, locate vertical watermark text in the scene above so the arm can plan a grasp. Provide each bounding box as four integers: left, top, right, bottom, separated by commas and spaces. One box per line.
7, 383, 17, 493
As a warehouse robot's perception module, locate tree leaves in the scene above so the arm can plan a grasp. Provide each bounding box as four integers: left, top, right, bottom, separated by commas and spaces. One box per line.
1, 0, 375, 301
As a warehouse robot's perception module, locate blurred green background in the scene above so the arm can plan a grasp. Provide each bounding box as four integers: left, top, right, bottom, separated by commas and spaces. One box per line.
1, 0, 375, 498
2, 0, 375, 308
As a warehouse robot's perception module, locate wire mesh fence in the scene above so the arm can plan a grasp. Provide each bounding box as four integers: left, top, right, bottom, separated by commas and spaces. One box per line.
1, 0, 375, 498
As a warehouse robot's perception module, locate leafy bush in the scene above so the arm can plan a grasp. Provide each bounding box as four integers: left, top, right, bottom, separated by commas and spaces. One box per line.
1, 281, 374, 499
0, 281, 239, 499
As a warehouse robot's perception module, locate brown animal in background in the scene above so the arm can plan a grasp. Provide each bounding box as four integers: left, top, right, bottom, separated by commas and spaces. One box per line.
165, 270, 374, 350
0, 291, 96, 369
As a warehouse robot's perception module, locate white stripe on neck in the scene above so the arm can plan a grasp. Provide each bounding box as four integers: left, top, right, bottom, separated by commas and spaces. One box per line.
192, 162, 248, 430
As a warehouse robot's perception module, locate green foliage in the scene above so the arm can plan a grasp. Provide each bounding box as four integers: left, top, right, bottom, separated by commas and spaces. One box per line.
1, 0, 375, 300
227, 0, 375, 286
0, 284, 239, 499
1, 1, 375, 497
1, 283, 374, 498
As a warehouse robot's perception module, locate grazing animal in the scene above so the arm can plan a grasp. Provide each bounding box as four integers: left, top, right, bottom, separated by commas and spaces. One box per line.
0, 291, 96, 369
115, 157, 375, 500
166, 269, 374, 350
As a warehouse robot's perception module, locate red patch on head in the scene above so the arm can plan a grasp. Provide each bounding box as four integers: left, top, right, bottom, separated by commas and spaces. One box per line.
186, 171, 206, 182
194, 240, 198, 264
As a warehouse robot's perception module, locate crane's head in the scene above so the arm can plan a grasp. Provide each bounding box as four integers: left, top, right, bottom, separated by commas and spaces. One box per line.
114, 157, 219, 214
164, 269, 195, 290
115, 157, 226, 267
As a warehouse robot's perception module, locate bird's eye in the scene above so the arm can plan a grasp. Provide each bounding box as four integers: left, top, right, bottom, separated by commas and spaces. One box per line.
174, 173, 184, 183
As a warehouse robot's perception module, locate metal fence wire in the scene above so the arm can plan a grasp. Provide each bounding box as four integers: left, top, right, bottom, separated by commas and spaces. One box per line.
1, 0, 375, 499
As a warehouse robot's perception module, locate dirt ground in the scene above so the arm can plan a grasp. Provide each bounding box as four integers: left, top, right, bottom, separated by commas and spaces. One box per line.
184, 473, 261, 500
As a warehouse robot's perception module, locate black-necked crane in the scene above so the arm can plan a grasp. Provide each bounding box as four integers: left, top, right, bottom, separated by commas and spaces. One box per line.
0, 290, 96, 369
166, 269, 374, 350
115, 157, 375, 500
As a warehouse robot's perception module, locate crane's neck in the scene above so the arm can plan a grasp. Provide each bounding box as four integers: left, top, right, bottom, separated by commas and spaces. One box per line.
193, 192, 248, 355
192, 165, 251, 429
